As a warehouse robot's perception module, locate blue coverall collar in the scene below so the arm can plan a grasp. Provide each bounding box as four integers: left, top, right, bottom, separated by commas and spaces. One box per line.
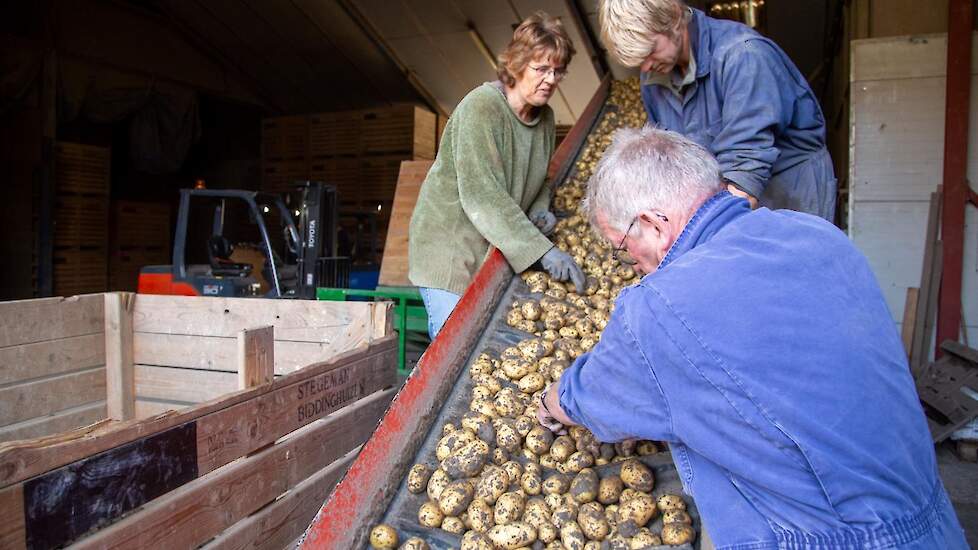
657, 190, 750, 270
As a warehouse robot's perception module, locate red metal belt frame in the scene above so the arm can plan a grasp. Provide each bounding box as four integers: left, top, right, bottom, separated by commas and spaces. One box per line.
299, 75, 612, 549
937, 0, 978, 357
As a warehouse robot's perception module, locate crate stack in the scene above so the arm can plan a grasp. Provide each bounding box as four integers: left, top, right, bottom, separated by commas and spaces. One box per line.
53, 142, 110, 296
108, 201, 171, 291
261, 105, 437, 254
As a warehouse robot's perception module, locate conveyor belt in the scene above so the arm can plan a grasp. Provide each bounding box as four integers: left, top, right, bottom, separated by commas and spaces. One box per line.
301, 77, 701, 549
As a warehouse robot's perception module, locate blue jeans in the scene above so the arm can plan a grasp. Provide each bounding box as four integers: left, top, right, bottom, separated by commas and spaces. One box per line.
418, 287, 461, 340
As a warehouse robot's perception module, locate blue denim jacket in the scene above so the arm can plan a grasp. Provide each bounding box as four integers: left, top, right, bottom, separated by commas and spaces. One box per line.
642, 9, 836, 221
559, 192, 967, 549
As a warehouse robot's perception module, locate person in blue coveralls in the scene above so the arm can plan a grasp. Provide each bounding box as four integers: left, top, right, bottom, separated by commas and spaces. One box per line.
599, 0, 836, 221
536, 127, 968, 550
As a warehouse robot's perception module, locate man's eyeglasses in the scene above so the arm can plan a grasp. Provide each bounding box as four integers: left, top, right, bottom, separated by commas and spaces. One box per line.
611, 212, 668, 264
529, 65, 568, 81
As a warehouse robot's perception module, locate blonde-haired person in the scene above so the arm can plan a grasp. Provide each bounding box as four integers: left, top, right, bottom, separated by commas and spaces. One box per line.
409, 12, 585, 339
599, 0, 836, 222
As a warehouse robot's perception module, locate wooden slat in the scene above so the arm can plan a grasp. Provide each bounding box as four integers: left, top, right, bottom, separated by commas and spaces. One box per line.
0, 367, 106, 427
901, 287, 920, 360
0, 294, 103, 348
238, 326, 274, 390
378, 161, 433, 287
0, 401, 106, 444
202, 451, 357, 550
0, 337, 396, 489
135, 365, 239, 404
132, 295, 379, 342
0, 485, 25, 550
0, 333, 104, 386
105, 292, 135, 420
133, 333, 359, 374
134, 398, 190, 419
72, 390, 393, 550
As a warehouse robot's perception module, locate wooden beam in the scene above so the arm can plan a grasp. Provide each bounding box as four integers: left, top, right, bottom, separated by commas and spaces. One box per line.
105, 292, 136, 420
0, 336, 396, 489
0, 485, 25, 550
238, 326, 274, 390
0, 294, 103, 348
901, 287, 919, 360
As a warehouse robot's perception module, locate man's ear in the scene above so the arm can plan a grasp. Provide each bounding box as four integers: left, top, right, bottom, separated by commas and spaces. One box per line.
637, 209, 667, 236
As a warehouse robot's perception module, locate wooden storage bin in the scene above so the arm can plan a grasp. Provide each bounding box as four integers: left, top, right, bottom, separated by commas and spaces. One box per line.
0, 293, 395, 550
111, 200, 170, 250
309, 157, 359, 189
53, 247, 107, 296
261, 115, 309, 161
361, 105, 436, 159
55, 142, 110, 195
262, 159, 310, 195
309, 111, 361, 157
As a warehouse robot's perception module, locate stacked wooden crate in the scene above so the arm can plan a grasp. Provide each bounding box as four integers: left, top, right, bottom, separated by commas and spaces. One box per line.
108, 201, 171, 291
262, 105, 437, 252
53, 142, 110, 296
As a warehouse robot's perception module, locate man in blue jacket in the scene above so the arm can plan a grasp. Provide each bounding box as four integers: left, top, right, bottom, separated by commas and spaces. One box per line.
537, 127, 967, 549
599, 0, 836, 221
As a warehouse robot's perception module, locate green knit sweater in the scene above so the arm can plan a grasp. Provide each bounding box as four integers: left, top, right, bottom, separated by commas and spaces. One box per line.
408, 83, 556, 295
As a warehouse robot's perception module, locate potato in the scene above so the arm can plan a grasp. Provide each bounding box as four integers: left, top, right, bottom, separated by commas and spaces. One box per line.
564, 451, 595, 473
662, 509, 692, 525
406, 464, 432, 494
577, 502, 610, 541
426, 468, 451, 501
439, 515, 464, 534
619, 488, 642, 502
369, 524, 398, 549
630, 528, 662, 549
517, 372, 546, 393
476, 466, 510, 504
461, 531, 494, 550
473, 373, 503, 394
545, 492, 567, 511
524, 497, 552, 528
538, 522, 559, 544
636, 441, 658, 455
492, 448, 508, 466
550, 436, 576, 461
559, 521, 587, 550
487, 522, 537, 549
570, 468, 599, 504
438, 480, 475, 516
442, 439, 490, 479
605, 504, 619, 526
471, 385, 493, 400
418, 500, 444, 528
656, 493, 686, 512
619, 460, 654, 492
398, 537, 429, 550
661, 522, 696, 546
584, 542, 602, 550
494, 491, 526, 525
521, 470, 542, 495
507, 309, 525, 327
501, 358, 531, 380
540, 453, 560, 470
495, 418, 523, 453
494, 389, 523, 418
502, 460, 523, 484
597, 475, 624, 504
436, 429, 475, 462
515, 415, 536, 436
604, 534, 631, 550
521, 302, 543, 322
461, 411, 495, 443
617, 493, 656, 527
551, 502, 579, 527
542, 473, 571, 495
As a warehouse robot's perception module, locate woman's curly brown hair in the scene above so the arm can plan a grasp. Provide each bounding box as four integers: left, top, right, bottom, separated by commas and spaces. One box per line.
497, 12, 576, 87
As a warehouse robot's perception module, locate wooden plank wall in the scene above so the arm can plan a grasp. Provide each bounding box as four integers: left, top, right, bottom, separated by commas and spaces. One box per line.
0, 295, 107, 442
849, 33, 978, 346
378, 160, 434, 287
131, 295, 392, 417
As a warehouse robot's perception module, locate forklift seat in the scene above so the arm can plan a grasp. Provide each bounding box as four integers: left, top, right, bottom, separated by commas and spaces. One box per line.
207, 235, 253, 277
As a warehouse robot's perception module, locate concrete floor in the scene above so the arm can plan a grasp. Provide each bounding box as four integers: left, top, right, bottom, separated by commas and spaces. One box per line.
937, 443, 978, 548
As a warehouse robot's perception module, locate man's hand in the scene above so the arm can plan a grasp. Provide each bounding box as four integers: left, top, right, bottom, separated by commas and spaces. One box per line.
537, 389, 566, 434
540, 247, 586, 293
530, 211, 558, 236
727, 183, 758, 209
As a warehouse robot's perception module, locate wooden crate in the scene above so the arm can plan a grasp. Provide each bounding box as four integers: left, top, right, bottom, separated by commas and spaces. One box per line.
53, 194, 109, 247
361, 105, 436, 160
309, 111, 360, 157
359, 154, 408, 203
108, 247, 168, 292
111, 200, 170, 250
261, 115, 309, 161
309, 157, 359, 189
262, 159, 310, 195
379, 161, 433, 286
53, 247, 107, 296
0, 293, 395, 550
55, 142, 110, 196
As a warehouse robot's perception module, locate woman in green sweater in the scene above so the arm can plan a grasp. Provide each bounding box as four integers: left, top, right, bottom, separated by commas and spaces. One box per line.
409, 12, 585, 339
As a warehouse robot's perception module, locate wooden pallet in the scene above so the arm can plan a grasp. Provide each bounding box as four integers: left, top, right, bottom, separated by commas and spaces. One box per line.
309, 111, 361, 157
55, 142, 110, 196
360, 105, 436, 160
53, 195, 109, 247
309, 157, 359, 188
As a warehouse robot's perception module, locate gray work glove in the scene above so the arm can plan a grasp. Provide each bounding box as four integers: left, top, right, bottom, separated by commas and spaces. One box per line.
540, 247, 586, 293
530, 211, 557, 236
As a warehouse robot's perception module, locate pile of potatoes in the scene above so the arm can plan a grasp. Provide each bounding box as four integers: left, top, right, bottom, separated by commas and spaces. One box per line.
369, 80, 697, 549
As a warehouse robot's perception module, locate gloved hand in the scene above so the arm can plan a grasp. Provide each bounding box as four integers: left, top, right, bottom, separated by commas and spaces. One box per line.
540, 247, 586, 293
530, 210, 557, 235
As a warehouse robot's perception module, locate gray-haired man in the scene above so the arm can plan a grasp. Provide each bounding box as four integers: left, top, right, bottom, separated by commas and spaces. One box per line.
538, 128, 966, 549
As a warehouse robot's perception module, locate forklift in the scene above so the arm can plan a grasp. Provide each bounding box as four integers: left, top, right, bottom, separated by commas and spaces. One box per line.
138, 182, 348, 299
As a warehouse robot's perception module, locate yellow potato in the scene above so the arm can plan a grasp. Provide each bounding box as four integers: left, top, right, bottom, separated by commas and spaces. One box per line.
661, 522, 696, 545
597, 475, 624, 504
398, 537, 429, 550
438, 480, 475, 516
418, 500, 444, 528
369, 524, 397, 549
619, 459, 655, 492
406, 464, 432, 494
494, 491, 526, 525
487, 522, 537, 549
